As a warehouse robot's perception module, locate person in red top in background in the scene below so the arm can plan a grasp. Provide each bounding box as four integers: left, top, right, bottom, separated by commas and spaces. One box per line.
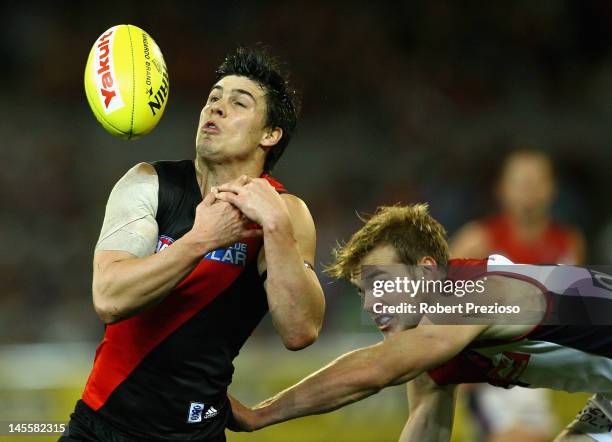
451, 149, 586, 442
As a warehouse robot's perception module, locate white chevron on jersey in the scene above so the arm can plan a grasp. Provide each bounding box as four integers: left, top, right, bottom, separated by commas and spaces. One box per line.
474, 339, 612, 398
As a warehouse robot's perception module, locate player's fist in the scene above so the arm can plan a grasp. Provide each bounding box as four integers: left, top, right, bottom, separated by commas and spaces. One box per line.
186, 191, 262, 255
213, 176, 290, 230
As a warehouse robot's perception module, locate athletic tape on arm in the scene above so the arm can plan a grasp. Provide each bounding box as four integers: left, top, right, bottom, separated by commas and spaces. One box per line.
96, 164, 159, 258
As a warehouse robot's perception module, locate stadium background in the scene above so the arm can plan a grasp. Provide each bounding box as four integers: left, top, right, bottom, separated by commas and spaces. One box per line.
1, 1, 611, 440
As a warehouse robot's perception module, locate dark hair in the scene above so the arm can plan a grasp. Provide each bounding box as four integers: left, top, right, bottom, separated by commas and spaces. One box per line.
215, 47, 300, 172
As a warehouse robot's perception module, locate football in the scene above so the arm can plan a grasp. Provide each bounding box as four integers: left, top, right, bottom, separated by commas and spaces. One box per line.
84, 24, 169, 139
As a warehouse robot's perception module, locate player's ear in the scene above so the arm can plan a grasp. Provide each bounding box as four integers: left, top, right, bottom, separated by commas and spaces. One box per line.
419, 256, 437, 266
260, 126, 282, 148
418, 256, 438, 278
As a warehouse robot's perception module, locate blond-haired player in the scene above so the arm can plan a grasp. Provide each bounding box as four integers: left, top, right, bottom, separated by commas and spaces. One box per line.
229, 204, 612, 442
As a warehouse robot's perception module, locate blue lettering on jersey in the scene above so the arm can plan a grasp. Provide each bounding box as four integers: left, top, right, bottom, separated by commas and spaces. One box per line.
204, 242, 248, 267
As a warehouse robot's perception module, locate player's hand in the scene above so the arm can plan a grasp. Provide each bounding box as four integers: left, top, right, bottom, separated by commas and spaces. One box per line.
213, 176, 291, 231
227, 395, 257, 432
186, 188, 262, 254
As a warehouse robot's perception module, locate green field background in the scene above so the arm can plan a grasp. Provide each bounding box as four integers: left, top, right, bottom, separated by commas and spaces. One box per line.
0, 335, 590, 442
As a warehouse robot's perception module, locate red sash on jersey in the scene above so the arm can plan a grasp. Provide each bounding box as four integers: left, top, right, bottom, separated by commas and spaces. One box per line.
83, 175, 285, 410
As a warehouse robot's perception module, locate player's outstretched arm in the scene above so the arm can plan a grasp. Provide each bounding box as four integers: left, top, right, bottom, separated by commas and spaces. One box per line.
93, 165, 261, 324
230, 324, 485, 431
399, 374, 457, 442
214, 178, 325, 350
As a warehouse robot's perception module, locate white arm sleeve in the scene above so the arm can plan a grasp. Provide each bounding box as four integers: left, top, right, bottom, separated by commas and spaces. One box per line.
95, 163, 159, 258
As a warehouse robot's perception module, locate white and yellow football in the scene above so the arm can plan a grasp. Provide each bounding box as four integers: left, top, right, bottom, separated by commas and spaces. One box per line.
84, 24, 169, 140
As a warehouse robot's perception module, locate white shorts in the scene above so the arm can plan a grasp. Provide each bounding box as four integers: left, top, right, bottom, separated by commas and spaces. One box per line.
474, 384, 555, 436
566, 394, 612, 442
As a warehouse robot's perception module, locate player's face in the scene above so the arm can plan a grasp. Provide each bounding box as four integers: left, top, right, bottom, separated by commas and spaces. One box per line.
195, 75, 271, 165
499, 154, 555, 218
352, 244, 422, 338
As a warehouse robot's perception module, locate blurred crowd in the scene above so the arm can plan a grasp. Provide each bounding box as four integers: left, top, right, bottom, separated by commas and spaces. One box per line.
1, 0, 612, 343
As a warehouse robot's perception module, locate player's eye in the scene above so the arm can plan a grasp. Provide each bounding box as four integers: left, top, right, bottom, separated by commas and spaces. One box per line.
208, 96, 220, 103
234, 100, 247, 108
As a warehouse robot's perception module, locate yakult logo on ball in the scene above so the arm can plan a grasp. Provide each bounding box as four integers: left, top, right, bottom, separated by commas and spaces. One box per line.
94, 27, 124, 114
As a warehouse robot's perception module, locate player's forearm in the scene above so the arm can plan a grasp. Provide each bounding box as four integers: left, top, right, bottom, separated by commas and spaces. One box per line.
263, 220, 324, 349
400, 390, 455, 442
93, 233, 209, 323
252, 347, 386, 428
400, 409, 453, 442
249, 327, 470, 429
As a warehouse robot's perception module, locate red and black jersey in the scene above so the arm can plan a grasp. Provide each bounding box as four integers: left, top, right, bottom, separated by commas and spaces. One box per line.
76, 160, 286, 441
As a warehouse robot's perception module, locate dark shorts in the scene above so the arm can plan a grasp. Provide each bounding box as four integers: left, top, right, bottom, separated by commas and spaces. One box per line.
58, 400, 227, 442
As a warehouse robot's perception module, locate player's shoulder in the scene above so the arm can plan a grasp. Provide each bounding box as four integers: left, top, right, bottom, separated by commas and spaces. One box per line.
111, 162, 159, 199
120, 162, 157, 181
280, 193, 309, 211
134, 161, 157, 175
280, 194, 314, 222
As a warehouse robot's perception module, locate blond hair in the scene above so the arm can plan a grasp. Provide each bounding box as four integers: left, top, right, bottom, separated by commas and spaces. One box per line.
326, 204, 449, 279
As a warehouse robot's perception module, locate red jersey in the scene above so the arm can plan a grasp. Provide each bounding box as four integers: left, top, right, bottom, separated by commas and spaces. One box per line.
482, 214, 578, 264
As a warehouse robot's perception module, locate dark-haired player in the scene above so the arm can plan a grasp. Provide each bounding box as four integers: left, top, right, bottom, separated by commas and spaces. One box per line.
60, 47, 325, 441
230, 204, 612, 442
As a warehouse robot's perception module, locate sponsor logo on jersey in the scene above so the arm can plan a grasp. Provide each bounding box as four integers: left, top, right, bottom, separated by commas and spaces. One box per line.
204, 242, 248, 267
94, 27, 124, 114
488, 351, 530, 383
156, 235, 175, 253
187, 402, 218, 423
204, 405, 218, 419
187, 402, 205, 423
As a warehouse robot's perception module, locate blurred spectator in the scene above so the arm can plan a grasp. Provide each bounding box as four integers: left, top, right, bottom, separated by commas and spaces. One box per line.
451, 149, 585, 442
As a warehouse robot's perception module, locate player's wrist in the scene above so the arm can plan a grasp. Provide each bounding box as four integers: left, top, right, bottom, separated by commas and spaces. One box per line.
179, 231, 214, 258
261, 213, 293, 236
251, 404, 277, 430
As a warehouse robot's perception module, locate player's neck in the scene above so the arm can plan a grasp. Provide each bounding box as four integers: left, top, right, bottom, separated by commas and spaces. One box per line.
194, 156, 263, 196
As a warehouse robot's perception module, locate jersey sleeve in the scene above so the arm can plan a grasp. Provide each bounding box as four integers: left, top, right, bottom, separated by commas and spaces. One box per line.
96, 163, 159, 257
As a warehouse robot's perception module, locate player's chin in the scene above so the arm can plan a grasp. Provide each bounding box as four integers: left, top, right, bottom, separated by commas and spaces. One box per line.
379, 322, 400, 338
196, 140, 219, 157
381, 319, 416, 339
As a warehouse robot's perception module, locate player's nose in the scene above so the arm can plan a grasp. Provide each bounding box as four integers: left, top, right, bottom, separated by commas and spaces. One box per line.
209, 100, 226, 118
